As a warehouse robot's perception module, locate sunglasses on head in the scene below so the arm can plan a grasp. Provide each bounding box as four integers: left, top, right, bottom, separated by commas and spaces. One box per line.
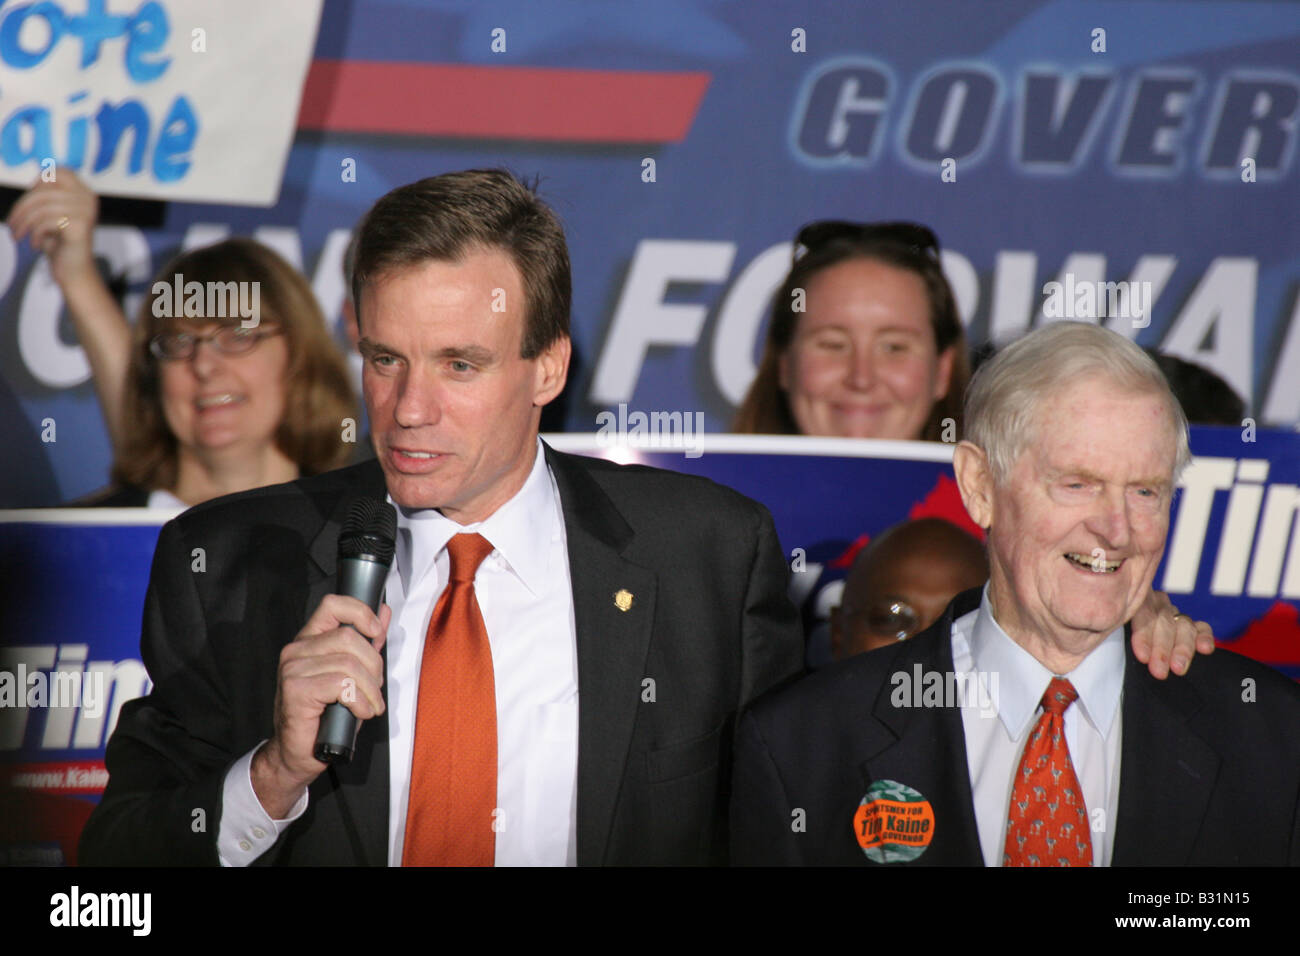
793, 220, 940, 263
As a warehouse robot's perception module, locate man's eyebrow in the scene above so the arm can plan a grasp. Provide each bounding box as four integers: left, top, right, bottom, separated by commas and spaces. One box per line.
437, 345, 497, 365
1046, 466, 1171, 489
358, 337, 402, 359
358, 339, 498, 365
1044, 467, 1106, 482
1131, 475, 1173, 491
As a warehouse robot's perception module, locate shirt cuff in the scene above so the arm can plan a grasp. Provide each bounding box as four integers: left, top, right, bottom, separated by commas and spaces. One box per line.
217, 740, 309, 867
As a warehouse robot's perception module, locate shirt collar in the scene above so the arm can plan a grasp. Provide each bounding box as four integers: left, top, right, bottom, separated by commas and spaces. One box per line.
391, 437, 557, 596
969, 584, 1124, 741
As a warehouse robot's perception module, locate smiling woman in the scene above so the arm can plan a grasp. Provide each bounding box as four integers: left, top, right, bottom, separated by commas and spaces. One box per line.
733, 220, 970, 442
8, 169, 358, 508
93, 238, 357, 507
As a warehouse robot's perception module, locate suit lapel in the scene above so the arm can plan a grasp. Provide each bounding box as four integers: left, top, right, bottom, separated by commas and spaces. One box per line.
544, 444, 657, 866
1111, 636, 1219, 865
859, 591, 985, 865
851, 593, 1224, 866
304, 460, 393, 865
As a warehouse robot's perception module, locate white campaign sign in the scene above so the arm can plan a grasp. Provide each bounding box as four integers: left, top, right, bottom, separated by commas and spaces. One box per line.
0, 0, 323, 206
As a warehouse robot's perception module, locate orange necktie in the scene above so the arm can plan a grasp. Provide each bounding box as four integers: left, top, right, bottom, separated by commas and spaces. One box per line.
1003, 677, 1093, 867
402, 533, 497, 866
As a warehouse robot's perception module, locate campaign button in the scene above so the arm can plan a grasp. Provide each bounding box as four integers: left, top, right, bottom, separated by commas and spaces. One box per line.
854, 780, 935, 863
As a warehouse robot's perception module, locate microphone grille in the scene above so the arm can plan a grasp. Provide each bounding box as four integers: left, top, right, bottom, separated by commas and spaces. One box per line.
338, 497, 397, 563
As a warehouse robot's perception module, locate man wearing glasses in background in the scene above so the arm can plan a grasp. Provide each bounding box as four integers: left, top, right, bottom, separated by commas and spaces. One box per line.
830, 517, 989, 660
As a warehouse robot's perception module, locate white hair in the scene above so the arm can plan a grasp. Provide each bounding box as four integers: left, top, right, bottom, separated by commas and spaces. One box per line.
965, 322, 1191, 484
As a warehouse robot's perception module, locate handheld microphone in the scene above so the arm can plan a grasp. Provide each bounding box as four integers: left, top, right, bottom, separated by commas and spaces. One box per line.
314, 496, 397, 764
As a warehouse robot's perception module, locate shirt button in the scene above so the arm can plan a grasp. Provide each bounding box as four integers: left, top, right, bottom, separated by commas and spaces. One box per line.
251, 827, 267, 839
239, 840, 252, 852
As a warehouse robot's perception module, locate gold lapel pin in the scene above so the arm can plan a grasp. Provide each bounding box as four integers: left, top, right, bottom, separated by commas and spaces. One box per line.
614, 589, 634, 612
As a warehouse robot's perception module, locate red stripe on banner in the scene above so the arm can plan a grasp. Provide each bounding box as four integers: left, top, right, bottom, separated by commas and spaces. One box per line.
297, 59, 711, 143
3, 760, 109, 795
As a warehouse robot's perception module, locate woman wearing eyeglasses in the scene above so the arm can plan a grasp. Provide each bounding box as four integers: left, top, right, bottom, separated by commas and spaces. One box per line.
8, 173, 356, 507
733, 221, 970, 441
83, 238, 352, 507
97, 239, 356, 507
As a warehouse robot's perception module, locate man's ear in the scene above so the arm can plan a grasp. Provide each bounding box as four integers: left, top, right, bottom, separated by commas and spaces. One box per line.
952, 440, 994, 530
533, 335, 571, 407
829, 606, 843, 661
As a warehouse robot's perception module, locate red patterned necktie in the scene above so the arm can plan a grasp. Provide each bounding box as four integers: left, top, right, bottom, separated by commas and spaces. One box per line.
402, 533, 497, 866
1003, 677, 1093, 867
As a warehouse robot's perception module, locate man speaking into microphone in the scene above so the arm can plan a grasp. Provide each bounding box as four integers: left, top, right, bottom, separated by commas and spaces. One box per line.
80, 169, 806, 866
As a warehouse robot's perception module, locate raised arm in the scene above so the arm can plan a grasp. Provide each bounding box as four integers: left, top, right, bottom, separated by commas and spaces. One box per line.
8, 170, 133, 452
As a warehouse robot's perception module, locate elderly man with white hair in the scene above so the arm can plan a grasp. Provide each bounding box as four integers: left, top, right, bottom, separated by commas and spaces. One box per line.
731, 321, 1300, 866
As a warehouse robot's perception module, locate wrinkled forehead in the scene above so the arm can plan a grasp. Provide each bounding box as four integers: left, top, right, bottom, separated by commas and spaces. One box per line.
1017, 381, 1179, 480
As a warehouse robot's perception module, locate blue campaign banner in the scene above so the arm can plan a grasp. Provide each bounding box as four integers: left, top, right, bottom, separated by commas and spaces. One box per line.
0, 514, 165, 864
1, 0, 1298, 507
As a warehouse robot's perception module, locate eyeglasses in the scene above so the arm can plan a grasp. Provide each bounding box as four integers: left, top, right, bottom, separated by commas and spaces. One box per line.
845, 599, 921, 642
149, 326, 282, 361
793, 220, 940, 263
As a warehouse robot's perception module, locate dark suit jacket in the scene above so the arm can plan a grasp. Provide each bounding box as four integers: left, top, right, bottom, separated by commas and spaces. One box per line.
80, 443, 805, 865
732, 586, 1300, 865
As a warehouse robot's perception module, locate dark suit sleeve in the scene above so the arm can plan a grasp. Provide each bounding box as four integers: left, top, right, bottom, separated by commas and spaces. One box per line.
79, 518, 232, 865
726, 503, 805, 864
731, 708, 803, 865
737, 502, 805, 707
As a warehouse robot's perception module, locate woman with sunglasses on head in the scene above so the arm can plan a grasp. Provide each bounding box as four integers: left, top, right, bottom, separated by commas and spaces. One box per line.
733, 220, 969, 441
749, 221, 1213, 678
8, 171, 356, 507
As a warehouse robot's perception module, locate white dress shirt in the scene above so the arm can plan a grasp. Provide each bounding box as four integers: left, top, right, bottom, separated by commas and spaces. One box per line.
385, 439, 578, 865
953, 585, 1123, 867
219, 438, 579, 866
